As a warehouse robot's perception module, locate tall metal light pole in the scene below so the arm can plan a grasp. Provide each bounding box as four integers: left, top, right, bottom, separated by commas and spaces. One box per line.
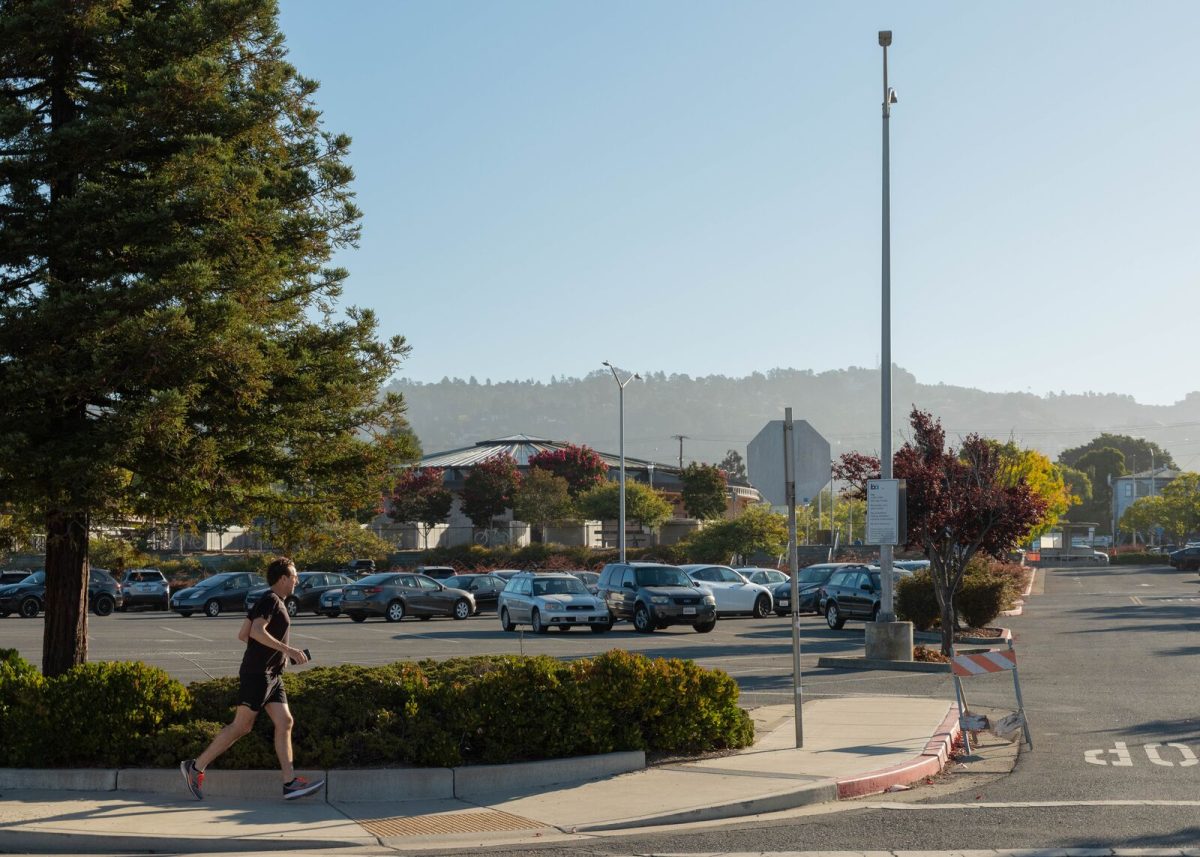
603, 362, 640, 562
878, 29, 899, 622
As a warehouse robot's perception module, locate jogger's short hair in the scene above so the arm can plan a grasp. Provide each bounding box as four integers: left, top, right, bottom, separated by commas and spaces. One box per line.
266, 557, 296, 586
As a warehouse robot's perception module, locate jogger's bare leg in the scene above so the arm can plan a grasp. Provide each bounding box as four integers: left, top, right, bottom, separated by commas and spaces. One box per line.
196, 705, 258, 771
265, 701, 295, 783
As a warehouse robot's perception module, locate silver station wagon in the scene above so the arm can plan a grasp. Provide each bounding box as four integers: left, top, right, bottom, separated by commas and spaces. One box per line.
497, 571, 613, 634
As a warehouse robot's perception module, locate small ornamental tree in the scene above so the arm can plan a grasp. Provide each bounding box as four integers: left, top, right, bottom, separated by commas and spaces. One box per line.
1121, 472, 1200, 547
683, 504, 787, 564
719, 449, 748, 482
680, 463, 728, 520
461, 455, 521, 529
389, 468, 454, 548
527, 445, 608, 497
578, 482, 672, 531
512, 469, 576, 542
835, 409, 1047, 656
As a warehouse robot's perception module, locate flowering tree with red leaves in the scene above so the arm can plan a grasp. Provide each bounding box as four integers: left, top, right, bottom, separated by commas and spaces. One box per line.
461, 454, 522, 528
389, 467, 454, 548
834, 409, 1048, 655
528, 444, 608, 497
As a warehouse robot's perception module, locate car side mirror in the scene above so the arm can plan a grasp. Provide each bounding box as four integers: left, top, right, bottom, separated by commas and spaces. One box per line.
860, 583, 873, 592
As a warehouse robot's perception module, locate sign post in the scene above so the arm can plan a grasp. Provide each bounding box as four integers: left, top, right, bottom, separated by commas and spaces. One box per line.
784, 408, 803, 748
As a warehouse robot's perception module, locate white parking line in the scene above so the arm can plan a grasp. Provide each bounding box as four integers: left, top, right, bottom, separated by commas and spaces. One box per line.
159, 625, 214, 642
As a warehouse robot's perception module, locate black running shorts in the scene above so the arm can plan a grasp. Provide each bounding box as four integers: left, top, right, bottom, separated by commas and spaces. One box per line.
237, 671, 287, 712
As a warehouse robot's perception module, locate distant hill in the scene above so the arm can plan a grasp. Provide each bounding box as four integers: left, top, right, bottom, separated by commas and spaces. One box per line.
389, 367, 1200, 473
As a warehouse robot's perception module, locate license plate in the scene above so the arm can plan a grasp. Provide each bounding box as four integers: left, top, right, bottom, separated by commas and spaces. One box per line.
779, 599, 789, 606
683, 607, 696, 615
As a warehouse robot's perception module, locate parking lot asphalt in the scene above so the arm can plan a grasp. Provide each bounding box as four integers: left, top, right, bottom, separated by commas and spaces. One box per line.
0, 607, 958, 702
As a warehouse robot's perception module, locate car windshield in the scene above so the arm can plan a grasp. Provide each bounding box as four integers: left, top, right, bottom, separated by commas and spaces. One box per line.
798, 567, 832, 584
443, 576, 468, 589
126, 571, 163, 582
195, 574, 232, 588
21, 571, 44, 585
635, 566, 693, 587
532, 577, 587, 596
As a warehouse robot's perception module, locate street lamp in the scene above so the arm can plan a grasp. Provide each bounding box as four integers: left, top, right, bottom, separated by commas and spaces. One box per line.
878, 28, 898, 622
602, 361, 641, 562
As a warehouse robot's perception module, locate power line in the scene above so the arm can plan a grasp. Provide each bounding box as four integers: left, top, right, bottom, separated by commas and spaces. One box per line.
671, 434, 689, 469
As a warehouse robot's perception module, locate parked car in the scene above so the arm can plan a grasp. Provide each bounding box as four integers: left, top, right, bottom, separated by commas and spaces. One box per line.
170, 572, 267, 618
0, 570, 33, 586
679, 564, 773, 617
817, 566, 912, 629
489, 569, 524, 582
893, 559, 931, 572
244, 571, 354, 617
497, 571, 612, 633
339, 559, 376, 577
0, 568, 124, 618
596, 561, 717, 634
570, 570, 600, 594
340, 572, 474, 622
1168, 546, 1200, 571
318, 587, 343, 618
737, 568, 789, 588
119, 568, 170, 611
441, 573, 506, 614
414, 565, 457, 580
1091, 550, 1110, 565
770, 562, 862, 616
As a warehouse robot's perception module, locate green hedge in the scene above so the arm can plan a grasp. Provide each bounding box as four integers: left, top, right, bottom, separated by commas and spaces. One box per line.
895, 557, 1028, 631
0, 650, 753, 769
1109, 551, 1170, 566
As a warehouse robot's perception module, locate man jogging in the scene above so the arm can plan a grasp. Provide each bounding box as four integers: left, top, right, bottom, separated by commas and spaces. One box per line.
180, 557, 323, 800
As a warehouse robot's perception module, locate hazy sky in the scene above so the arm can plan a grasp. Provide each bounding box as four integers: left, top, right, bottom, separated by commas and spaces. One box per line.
277, 1, 1198, 406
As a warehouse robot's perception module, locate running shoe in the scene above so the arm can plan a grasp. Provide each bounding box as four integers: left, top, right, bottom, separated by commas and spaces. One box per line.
283, 776, 325, 800
180, 759, 204, 800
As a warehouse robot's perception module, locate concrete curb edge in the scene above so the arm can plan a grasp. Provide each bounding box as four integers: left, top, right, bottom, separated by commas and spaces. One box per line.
835, 704, 962, 798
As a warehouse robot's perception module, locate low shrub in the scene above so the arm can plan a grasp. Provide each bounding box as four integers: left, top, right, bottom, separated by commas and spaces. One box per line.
0, 650, 755, 769
1109, 551, 1169, 566
896, 571, 940, 631
955, 572, 1008, 629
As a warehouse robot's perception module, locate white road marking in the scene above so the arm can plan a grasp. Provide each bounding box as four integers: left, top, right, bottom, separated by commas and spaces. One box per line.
159, 625, 214, 642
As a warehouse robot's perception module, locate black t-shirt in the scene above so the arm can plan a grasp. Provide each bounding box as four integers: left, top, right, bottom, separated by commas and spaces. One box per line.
240, 591, 290, 675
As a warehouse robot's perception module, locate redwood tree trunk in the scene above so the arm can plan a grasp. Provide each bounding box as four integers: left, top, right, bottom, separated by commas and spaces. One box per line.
42, 509, 89, 677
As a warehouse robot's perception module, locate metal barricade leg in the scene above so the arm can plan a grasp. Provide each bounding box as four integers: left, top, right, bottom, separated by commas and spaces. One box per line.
953, 674, 972, 754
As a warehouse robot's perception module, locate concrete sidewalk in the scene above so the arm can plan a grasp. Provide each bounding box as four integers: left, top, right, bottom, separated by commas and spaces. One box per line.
0, 696, 961, 853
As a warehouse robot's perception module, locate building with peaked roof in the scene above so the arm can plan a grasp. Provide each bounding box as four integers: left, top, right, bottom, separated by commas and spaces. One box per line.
379, 434, 762, 549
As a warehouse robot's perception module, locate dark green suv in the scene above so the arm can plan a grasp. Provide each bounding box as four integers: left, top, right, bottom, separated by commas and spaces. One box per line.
596, 562, 717, 633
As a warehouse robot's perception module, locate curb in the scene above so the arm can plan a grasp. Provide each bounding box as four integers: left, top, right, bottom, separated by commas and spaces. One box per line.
835, 705, 961, 798
0, 750, 645, 802
816, 656, 948, 673
0, 830, 370, 854
575, 779, 840, 831
914, 627, 1012, 646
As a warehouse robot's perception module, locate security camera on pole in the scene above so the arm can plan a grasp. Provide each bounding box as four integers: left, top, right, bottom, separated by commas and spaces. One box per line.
865, 29, 914, 662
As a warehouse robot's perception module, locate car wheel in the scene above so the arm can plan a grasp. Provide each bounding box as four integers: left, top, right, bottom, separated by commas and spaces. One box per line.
350, 613, 367, 623
385, 600, 405, 622
18, 597, 40, 618
693, 619, 716, 633
202, 599, 221, 618
93, 594, 115, 617
500, 608, 516, 632
453, 599, 471, 620
825, 601, 845, 630
752, 593, 770, 619
531, 609, 549, 634
285, 597, 299, 618
633, 604, 655, 634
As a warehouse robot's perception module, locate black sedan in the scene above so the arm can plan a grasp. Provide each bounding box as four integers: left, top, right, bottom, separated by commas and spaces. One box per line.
170, 572, 267, 617
0, 568, 124, 618
441, 573, 506, 614
340, 572, 474, 623
1168, 546, 1200, 572
244, 571, 355, 617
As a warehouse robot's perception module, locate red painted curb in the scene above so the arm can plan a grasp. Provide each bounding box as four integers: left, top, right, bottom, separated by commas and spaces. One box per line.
834, 705, 961, 799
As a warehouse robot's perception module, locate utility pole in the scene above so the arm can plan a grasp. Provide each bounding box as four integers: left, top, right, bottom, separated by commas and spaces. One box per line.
672, 434, 689, 470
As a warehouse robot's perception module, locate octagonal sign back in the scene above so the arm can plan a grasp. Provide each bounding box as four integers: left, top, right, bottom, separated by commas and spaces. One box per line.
746, 419, 831, 508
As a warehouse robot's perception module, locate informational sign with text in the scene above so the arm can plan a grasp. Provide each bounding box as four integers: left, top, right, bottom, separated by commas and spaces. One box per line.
866, 478, 906, 545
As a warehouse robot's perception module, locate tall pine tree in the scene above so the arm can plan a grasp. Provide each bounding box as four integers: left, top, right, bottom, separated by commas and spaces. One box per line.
0, 0, 415, 675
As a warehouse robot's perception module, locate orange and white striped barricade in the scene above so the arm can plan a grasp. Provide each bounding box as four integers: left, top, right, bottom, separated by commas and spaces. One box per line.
950, 641, 1032, 752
